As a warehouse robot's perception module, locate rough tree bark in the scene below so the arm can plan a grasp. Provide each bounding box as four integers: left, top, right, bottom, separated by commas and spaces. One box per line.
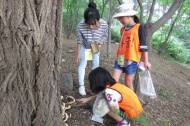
0, 0, 64, 126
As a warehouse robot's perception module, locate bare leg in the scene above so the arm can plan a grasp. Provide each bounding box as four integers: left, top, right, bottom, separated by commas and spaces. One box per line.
108, 111, 123, 122
113, 69, 122, 82
125, 74, 135, 91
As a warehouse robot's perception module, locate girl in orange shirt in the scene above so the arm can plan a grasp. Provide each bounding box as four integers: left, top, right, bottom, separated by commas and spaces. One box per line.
77, 67, 143, 126
112, 4, 151, 90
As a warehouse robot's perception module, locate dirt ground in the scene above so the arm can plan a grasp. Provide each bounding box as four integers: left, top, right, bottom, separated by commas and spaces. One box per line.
60, 39, 190, 126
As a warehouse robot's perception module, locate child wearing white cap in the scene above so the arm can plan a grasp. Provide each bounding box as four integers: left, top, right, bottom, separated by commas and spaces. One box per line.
112, 3, 151, 91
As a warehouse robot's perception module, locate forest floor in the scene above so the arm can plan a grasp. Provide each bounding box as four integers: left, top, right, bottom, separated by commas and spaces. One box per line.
60, 38, 190, 126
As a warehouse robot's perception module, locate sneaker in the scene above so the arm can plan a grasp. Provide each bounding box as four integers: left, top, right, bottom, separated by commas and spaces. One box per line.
116, 119, 130, 126
79, 86, 86, 96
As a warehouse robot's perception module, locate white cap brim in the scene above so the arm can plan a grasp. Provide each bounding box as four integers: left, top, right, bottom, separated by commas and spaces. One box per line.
113, 10, 137, 18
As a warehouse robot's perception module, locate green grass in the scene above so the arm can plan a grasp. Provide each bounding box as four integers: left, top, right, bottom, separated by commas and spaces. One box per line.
133, 114, 150, 126
158, 89, 174, 100
159, 119, 171, 126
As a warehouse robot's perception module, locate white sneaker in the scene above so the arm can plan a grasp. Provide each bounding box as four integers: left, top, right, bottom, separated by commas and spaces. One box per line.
79, 86, 86, 96
116, 119, 130, 126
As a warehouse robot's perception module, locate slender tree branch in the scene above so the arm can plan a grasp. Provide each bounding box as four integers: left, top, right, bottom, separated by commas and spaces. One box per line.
158, 2, 185, 54
117, 0, 122, 5
147, 0, 156, 23
101, 0, 109, 17
107, 0, 112, 57
152, 0, 185, 32
137, 0, 144, 23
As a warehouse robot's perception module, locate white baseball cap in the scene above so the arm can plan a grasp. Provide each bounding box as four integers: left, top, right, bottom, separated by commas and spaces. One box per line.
113, 4, 137, 18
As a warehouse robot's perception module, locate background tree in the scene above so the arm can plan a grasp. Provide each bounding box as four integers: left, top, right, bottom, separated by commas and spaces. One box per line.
63, 0, 81, 38
137, 0, 185, 44
0, 0, 64, 126
158, 2, 185, 54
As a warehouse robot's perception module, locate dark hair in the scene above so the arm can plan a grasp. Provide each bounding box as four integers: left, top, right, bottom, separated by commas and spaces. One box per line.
133, 15, 140, 23
88, 67, 116, 94
84, 2, 100, 25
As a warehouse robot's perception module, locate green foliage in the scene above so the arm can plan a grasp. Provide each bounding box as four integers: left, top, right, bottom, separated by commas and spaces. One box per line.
152, 31, 164, 49
158, 0, 173, 6
159, 120, 171, 126
152, 27, 190, 64
63, 0, 84, 37
111, 21, 122, 43
111, 28, 120, 43
158, 88, 174, 100
111, 29, 120, 43
167, 38, 189, 63
133, 114, 150, 126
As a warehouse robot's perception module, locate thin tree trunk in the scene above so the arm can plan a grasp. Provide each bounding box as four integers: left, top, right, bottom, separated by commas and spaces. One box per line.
137, 0, 144, 23
117, 0, 122, 5
0, 0, 64, 126
107, 0, 112, 57
147, 0, 156, 23
158, 3, 185, 54
152, 0, 185, 32
144, 0, 184, 44
101, 0, 109, 18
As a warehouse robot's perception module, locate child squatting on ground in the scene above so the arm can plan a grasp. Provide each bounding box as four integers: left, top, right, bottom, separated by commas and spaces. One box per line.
112, 3, 151, 91
77, 67, 143, 126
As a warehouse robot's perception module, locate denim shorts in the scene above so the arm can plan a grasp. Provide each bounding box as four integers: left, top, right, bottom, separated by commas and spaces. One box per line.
114, 60, 138, 75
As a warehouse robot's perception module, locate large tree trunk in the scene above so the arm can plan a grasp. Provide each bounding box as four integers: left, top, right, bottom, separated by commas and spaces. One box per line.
0, 0, 64, 126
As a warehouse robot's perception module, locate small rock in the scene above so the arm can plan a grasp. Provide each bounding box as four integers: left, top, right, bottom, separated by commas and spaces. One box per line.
68, 49, 75, 53
62, 59, 66, 62
59, 72, 74, 93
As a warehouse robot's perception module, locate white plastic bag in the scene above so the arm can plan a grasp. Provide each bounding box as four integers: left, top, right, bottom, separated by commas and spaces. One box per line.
139, 70, 157, 97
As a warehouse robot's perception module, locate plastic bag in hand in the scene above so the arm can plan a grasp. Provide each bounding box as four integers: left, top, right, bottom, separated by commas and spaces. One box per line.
139, 70, 156, 97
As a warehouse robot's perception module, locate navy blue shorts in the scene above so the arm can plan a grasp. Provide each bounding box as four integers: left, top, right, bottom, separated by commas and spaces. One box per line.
114, 60, 138, 75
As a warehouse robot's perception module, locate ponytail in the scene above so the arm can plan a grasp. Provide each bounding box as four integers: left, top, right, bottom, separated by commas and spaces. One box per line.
88, 2, 97, 9
84, 2, 100, 25
133, 15, 140, 23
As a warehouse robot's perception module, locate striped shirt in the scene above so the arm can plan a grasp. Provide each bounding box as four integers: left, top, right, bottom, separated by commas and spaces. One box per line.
76, 19, 108, 49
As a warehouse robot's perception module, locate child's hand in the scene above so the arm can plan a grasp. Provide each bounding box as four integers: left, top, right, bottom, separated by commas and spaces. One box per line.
144, 62, 151, 70
76, 98, 91, 104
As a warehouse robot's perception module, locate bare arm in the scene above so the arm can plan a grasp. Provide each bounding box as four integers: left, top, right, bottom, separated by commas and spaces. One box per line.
142, 52, 151, 69
77, 95, 96, 104
77, 44, 81, 56
142, 52, 148, 63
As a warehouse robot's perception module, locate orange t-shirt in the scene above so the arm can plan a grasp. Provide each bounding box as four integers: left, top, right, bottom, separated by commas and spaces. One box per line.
109, 83, 143, 118
117, 24, 142, 62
